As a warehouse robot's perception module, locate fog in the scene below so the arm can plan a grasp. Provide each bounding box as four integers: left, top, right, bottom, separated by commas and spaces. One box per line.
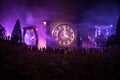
0, 0, 119, 48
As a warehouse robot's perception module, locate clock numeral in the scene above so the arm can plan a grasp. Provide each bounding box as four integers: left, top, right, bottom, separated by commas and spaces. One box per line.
57, 28, 59, 30
71, 33, 74, 37
63, 42, 67, 45
65, 42, 68, 44
63, 25, 66, 28
69, 39, 71, 42
57, 26, 60, 30
54, 32, 57, 35
70, 29, 73, 32
59, 41, 62, 44
61, 42, 63, 45
69, 37, 73, 41
54, 30, 58, 34
54, 33, 57, 37
65, 26, 67, 29
70, 32, 74, 34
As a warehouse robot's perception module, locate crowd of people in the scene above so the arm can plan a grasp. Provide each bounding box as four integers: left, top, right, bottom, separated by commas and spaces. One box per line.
0, 38, 120, 80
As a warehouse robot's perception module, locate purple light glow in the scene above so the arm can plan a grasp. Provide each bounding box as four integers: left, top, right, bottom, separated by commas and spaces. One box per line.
0, 0, 49, 48
43, 21, 47, 26
95, 25, 113, 39
24, 30, 36, 46
0, 0, 120, 49
82, 1, 119, 38
107, 32, 109, 35
37, 23, 46, 48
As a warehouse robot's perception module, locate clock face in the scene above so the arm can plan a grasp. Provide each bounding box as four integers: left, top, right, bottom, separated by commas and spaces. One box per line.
52, 24, 75, 46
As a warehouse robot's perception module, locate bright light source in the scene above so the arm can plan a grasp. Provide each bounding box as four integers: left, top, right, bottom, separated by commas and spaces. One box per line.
43, 21, 47, 26
36, 28, 38, 31
25, 34, 28, 37
110, 25, 113, 27
107, 32, 109, 35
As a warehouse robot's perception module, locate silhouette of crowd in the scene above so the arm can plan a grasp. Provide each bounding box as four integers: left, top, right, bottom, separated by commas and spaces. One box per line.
0, 38, 120, 80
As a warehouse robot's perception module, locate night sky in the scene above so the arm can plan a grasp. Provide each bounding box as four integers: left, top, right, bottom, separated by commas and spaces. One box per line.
0, 0, 120, 26
0, 0, 120, 29
0, 0, 119, 30
0, 0, 119, 18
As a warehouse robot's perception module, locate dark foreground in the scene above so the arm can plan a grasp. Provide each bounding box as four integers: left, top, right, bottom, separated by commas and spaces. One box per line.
0, 39, 120, 80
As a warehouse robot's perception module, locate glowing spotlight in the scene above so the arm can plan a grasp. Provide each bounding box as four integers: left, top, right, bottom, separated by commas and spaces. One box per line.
36, 28, 38, 31
110, 25, 113, 28
107, 32, 109, 35
43, 20, 47, 26
25, 34, 28, 37
98, 30, 101, 35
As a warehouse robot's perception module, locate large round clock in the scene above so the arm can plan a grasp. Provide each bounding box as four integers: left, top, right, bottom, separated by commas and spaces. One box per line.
52, 24, 75, 46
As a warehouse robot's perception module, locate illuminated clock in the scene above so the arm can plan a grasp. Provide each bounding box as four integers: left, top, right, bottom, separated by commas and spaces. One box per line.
52, 24, 75, 46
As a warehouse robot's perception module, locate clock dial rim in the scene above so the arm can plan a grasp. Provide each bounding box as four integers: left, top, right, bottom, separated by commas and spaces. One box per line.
52, 24, 76, 46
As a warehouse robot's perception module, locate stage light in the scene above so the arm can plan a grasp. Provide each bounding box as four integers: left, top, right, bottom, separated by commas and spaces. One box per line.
25, 34, 28, 37
43, 20, 47, 26
98, 30, 101, 35
110, 25, 113, 27
36, 28, 38, 31
107, 32, 109, 35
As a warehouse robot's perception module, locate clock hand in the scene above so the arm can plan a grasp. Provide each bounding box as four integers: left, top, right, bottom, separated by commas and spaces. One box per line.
64, 34, 69, 38
63, 30, 69, 38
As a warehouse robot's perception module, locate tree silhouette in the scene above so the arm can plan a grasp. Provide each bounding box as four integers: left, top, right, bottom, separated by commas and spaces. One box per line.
0, 24, 5, 39
11, 19, 22, 43
116, 16, 120, 36
116, 16, 120, 45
